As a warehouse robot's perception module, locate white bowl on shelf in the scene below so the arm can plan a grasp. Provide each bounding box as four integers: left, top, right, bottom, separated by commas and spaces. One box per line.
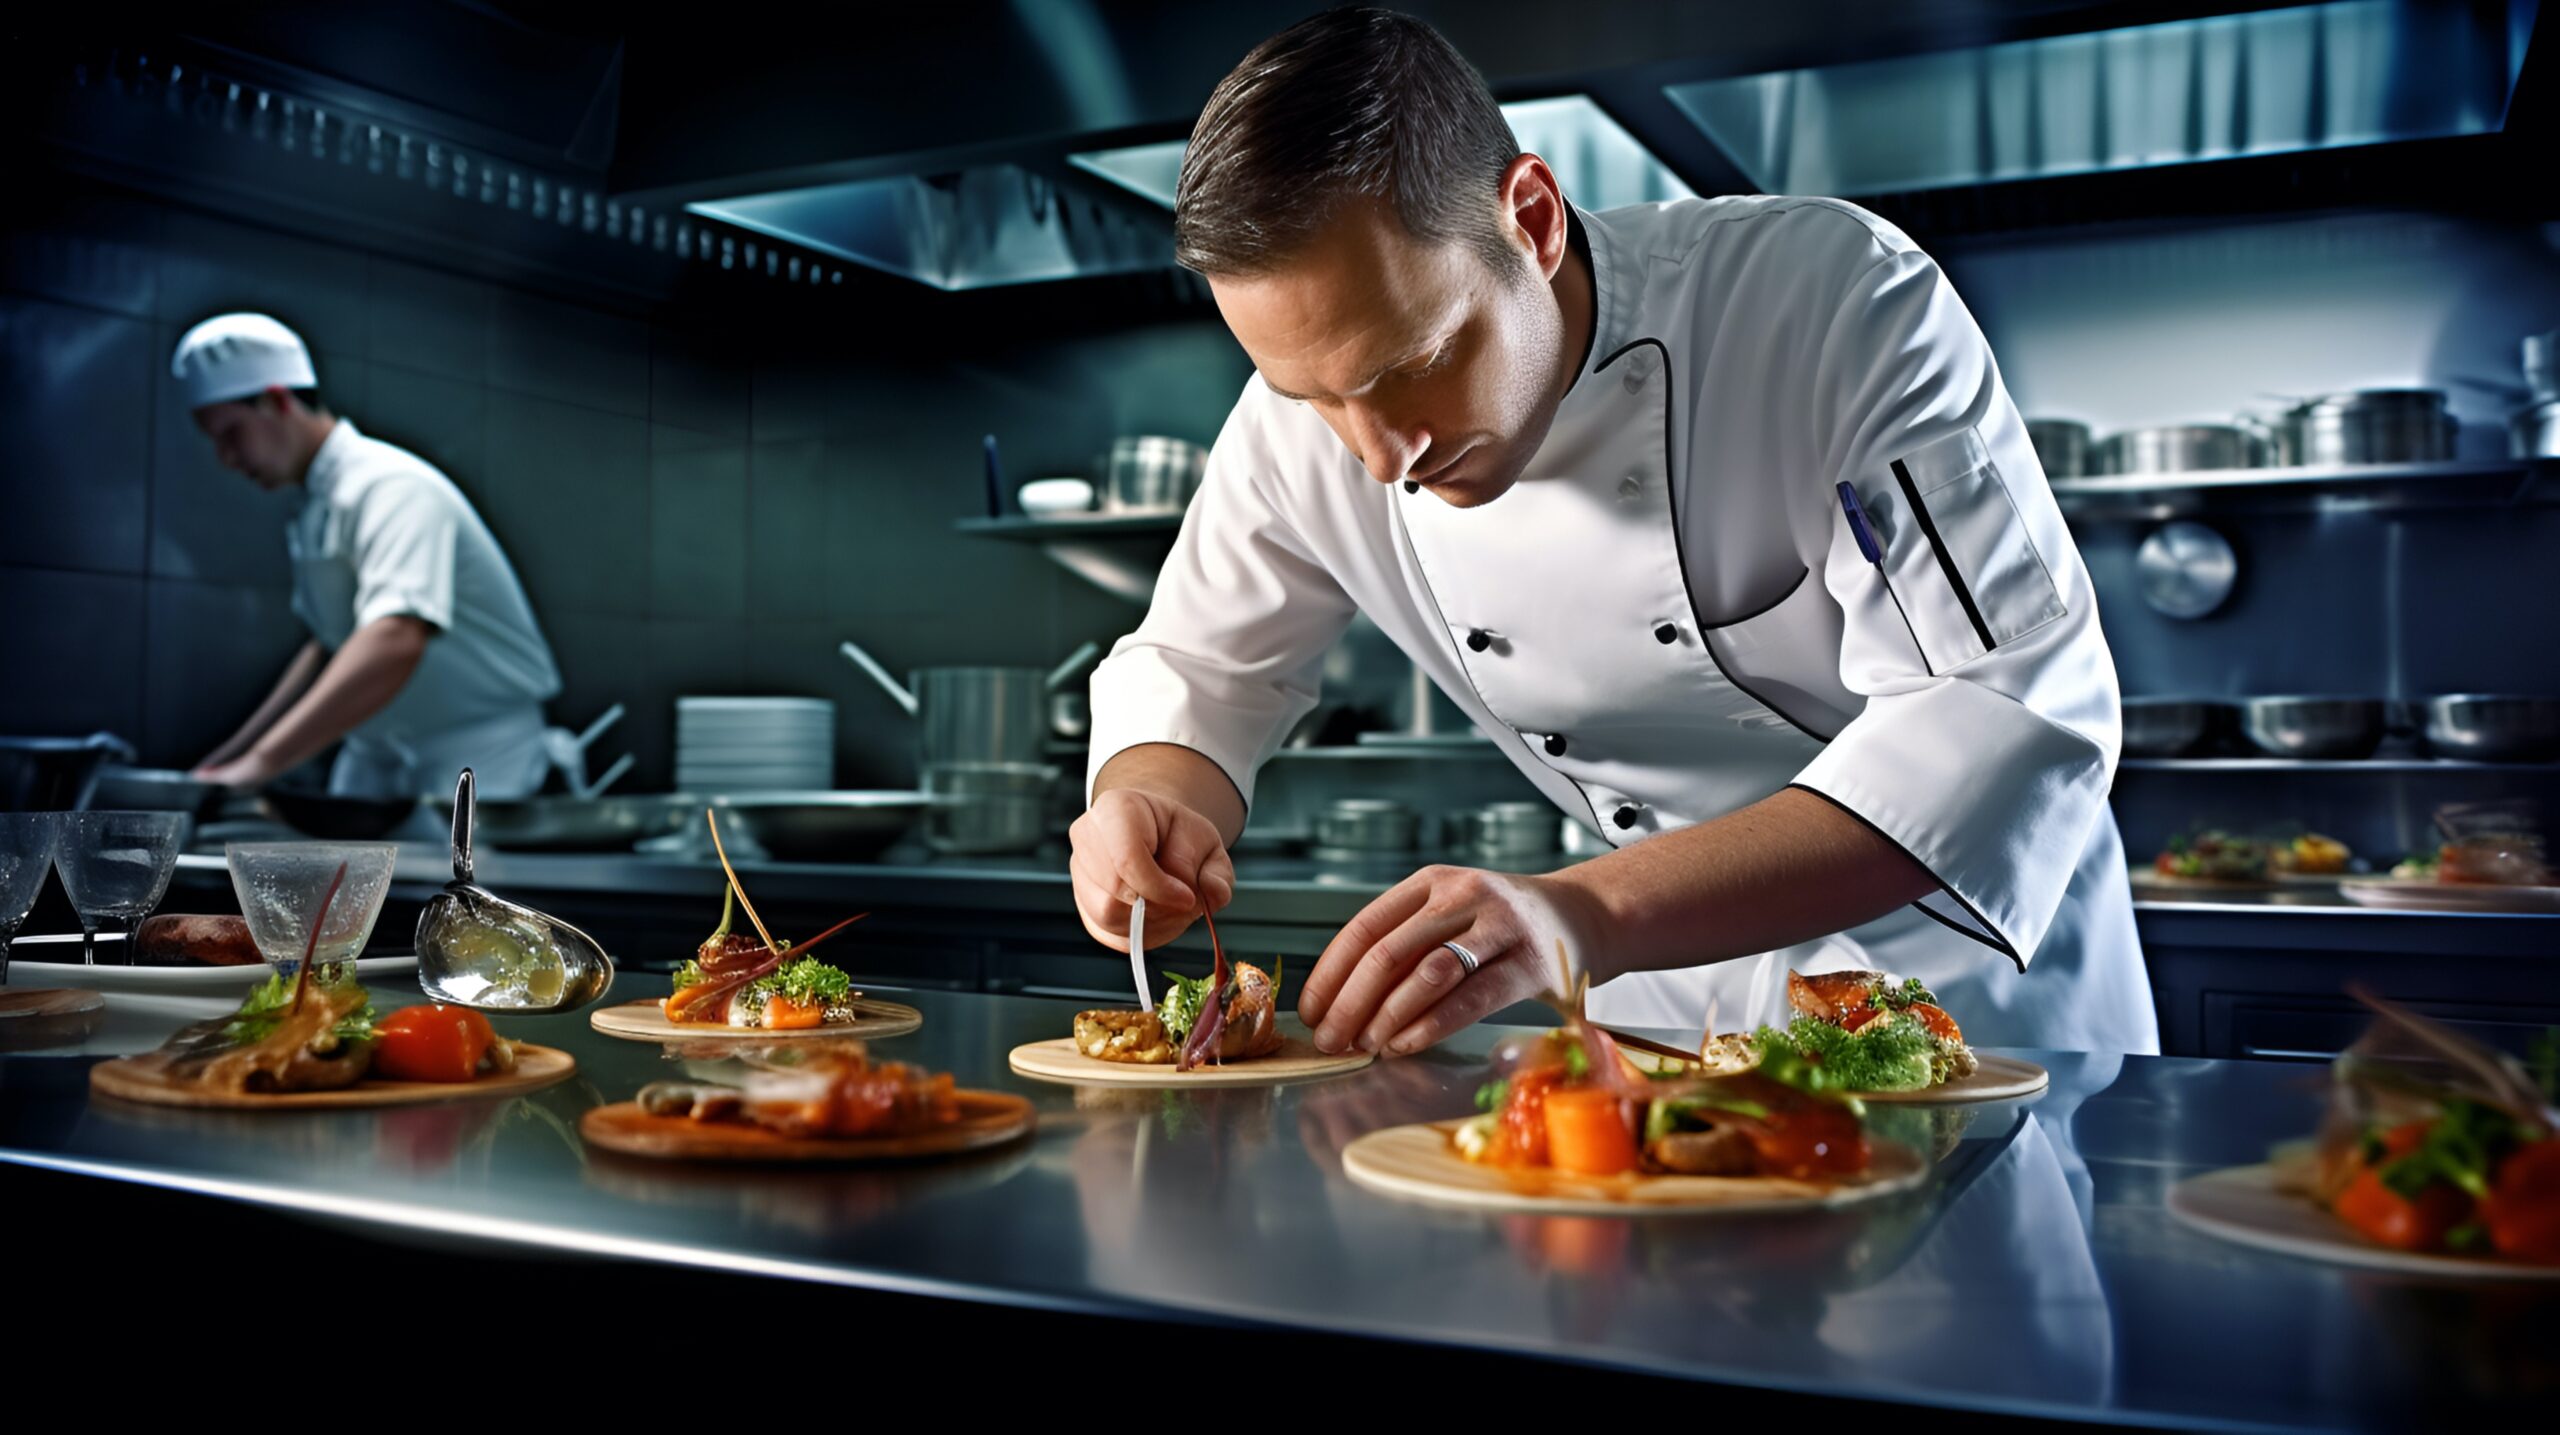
1016, 477, 1097, 517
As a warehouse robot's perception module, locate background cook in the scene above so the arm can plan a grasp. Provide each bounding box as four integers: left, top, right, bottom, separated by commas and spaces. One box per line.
1069, 10, 2154, 1059
175, 312, 561, 800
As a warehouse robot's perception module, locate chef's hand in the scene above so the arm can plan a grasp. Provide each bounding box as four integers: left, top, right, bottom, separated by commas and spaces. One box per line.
1299, 865, 1607, 1057
1069, 788, 1237, 951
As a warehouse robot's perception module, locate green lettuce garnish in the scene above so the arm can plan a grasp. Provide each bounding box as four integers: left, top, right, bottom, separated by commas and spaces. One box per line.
1871, 976, 1938, 1012
1753, 1014, 1939, 1092
750, 957, 852, 1007
221, 970, 377, 1049
1155, 956, 1281, 1041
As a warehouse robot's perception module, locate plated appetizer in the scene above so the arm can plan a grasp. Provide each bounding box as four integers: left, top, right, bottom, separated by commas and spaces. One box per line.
1342, 949, 1926, 1215
662, 811, 869, 1030
581, 1039, 1034, 1164
1072, 915, 1280, 1070
2151, 830, 2269, 883
2280, 997, 2558, 1264
1687, 969, 2014, 1102
91, 859, 572, 1108
2269, 833, 2352, 877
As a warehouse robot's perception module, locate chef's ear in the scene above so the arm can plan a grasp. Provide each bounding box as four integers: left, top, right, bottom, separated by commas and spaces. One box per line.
1497, 154, 1570, 283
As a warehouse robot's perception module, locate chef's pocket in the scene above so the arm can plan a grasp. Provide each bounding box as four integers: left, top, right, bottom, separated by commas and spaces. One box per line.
1864, 428, 2066, 673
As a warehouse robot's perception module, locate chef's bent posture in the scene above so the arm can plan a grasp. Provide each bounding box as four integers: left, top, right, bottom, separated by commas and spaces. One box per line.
1072, 10, 2155, 1056
175, 314, 561, 800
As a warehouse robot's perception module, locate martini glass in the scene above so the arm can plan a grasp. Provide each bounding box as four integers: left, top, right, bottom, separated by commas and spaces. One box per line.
0, 813, 62, 984
53, 810, 188, 965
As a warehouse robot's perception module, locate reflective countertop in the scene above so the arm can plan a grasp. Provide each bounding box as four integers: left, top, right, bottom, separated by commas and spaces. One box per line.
1, 980, 2546, 1426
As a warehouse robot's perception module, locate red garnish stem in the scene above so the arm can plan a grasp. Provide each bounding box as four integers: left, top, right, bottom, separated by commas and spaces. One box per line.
291, 860, 349, 1014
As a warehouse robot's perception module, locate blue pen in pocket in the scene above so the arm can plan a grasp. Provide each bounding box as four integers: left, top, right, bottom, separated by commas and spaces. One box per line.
1835, 479, 1934, 676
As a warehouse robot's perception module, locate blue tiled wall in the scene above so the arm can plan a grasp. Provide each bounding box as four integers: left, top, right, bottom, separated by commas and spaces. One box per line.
0, 181, 1253, 790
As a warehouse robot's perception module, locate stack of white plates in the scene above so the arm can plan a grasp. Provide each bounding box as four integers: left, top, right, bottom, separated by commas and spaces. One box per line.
676, 697, 834, 793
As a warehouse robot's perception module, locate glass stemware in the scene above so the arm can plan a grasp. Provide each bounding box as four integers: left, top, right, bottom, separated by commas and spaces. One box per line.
53, 810, 188, 965
0, 812, 62, 985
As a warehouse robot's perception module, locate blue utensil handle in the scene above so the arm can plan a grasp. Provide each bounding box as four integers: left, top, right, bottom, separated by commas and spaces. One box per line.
983, 434, 1006, 518
1836, 481, 1883, 564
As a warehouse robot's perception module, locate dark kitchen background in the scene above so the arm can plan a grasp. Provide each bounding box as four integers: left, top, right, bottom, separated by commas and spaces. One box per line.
2, 0, 2555, 1053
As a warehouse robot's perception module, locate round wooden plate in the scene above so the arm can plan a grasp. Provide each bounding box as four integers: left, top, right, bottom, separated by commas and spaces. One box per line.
89, 1042, 577, 1110
1857, 1053, 2050, 1105
1007, 1032, 1373, 1088
0, 988, 107, 1049
589, 996, 924, 1044
580, 1089, 1034, 1163
2169, 1163, 2560, 1281
1342, 1121, 1930, 1217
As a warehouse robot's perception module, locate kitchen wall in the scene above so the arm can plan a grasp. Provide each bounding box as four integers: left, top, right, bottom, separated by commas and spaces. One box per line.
1935, 210, 2560, 858
0, 177, 1252, 790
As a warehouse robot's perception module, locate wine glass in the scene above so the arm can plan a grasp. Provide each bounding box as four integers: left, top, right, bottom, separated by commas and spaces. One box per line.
53, 810, 188, 965
0, 812, 62, 985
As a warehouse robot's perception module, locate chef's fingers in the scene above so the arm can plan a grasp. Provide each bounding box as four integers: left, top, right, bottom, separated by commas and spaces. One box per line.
1067, 844, 1135, 950
1382, 961, 1538, 1056
1082, 798, 1200, 911
1357, 922, 1520, 1055
1155, 814, 1233, 915
1297, 874, 1432, 1028
1309, 874, 1483, 1053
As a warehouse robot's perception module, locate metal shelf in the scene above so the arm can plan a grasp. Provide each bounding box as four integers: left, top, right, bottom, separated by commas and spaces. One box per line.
955, 511, 1185, 603
2051, 459, 2551, 521
2119, 756, 2560, 773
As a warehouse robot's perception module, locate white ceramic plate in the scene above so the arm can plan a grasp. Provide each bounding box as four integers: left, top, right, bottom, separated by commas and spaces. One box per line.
2169, 1163, 2560, 1280
4, 938, 418, 996
2334, 878, 2560, 913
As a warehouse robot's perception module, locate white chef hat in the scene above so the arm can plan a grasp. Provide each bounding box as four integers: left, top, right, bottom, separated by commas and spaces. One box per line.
170, 313, 318, 408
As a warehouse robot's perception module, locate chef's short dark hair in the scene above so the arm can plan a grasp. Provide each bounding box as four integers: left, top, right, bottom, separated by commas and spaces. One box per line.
1175, 8, 1521, 278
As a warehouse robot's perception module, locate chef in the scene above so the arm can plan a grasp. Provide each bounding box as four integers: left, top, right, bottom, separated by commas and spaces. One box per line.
176, 313, 562, 800
1070, 10, 2155, 1056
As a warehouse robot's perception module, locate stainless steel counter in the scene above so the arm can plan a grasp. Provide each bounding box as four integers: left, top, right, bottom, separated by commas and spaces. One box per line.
0, 981, 2545, 1425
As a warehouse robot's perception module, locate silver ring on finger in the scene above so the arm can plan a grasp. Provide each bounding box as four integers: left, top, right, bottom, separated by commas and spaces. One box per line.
1441, 940, 1482, 978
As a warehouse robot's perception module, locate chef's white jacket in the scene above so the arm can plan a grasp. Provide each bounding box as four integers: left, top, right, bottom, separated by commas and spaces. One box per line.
289, 420, 560, 799
1088, 197, 2156, 1055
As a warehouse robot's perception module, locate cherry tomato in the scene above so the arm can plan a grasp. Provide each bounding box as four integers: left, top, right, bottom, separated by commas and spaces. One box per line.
2332, 1166, 2471, 1251
2482, 1139, 2560, 1264
373, 1004, 496, 1083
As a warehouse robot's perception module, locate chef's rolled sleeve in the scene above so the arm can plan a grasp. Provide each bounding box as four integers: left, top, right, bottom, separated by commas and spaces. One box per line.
1794, 242, 2121, 968
1086, 410, 1357, 812
346, 474, 461, 634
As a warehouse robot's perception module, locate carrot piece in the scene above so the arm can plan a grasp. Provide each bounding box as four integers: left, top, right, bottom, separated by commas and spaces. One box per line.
761, 994, 824, 1030
664, 985, 724, 1024
1543, 1085, 1641, 1176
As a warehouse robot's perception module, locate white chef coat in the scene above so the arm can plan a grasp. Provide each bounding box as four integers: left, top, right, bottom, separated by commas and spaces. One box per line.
289, 419, 560, 800
1087, 196, 2157, 1055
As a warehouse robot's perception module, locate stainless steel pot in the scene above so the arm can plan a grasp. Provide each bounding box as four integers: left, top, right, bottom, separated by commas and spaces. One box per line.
840, 640, 1099, 768
1314, 798, 1417, 855
2512, 399, 2560, 459
2121, 699, 2226, 757
921, 763, 1058, 855
1101, 435, 1209, 512
2421, 695, 2560, 763
2286, 389, 2454, 465
2098, 425, 2260, 475
2525, 329, 2558, 403
1449, 801, 1560, 859
442, 792, 700, 852
2025, 419, 2092, 479
2238, 696, 2387, 760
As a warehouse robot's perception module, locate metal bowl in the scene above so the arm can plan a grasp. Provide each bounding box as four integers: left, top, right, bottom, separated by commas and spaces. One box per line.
91, 765, 226, 823
438, 792, 701, 852
2422, 695, 2560, 763
2025, 419, 2092, 478
2097, 425, 2261, 475
714, 790, 929, 862
1315, 798, 1418, 854
2238, 696, 2387, 760
2121, 699, 2226, 757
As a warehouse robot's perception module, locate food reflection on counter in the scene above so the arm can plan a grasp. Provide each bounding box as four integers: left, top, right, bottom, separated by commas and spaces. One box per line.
638, 1042, 961, 1140
2276, 995, 2560, 1266
663, 812, 870, 1030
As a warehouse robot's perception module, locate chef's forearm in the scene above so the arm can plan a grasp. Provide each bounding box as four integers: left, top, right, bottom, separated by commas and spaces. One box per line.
202, 641, 328, 767
1551, 787, 1939, 983
1091, 743, 1248, 845
245, 617, 434, 774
